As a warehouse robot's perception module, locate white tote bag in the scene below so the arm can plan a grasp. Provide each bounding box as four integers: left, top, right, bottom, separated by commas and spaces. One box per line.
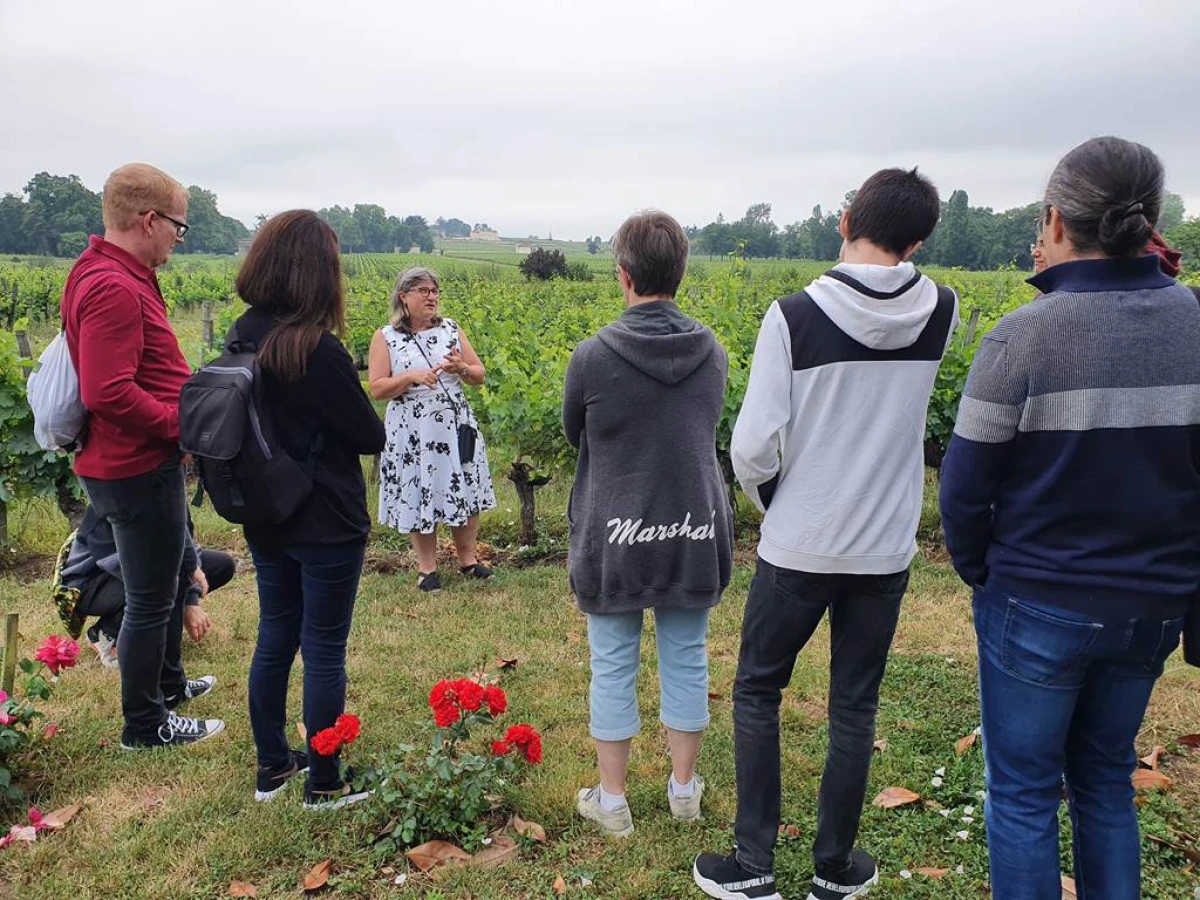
26, 331, 87, 451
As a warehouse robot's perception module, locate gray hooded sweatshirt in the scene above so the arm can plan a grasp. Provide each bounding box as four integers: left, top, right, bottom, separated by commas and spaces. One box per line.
563, 300, 733, 614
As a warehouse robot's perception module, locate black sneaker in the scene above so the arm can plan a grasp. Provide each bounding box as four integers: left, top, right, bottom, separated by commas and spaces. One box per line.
120, 712, 226, 750
164, 675, 217, 709
303, 767, 373, 811
417, 571, 442, 592
459, 562, 492, 580
693, 852, 782, 900
808, 849, 879, 900
255, 748, 310, 802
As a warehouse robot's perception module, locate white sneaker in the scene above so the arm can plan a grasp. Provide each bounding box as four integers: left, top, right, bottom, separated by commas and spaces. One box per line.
576, 786, 634, 837
668, 773, 705, 821
90, 630, 119, 670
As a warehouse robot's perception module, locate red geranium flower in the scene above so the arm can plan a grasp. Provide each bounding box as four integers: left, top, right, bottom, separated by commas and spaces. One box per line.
334, 714, 361, 745
454, 678, 484, 712
433, 702, 460, 728
311, 728, 342, 757
483, 685, 507, 717
490, 740, 512, 756
35, 635, 80, 676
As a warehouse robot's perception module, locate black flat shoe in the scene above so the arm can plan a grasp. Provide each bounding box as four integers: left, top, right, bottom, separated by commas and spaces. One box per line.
417, 571, 442, 592
459, 563, 492, 580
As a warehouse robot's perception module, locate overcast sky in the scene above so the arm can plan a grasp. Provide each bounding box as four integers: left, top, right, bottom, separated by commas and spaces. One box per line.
3, 0, 1198, 240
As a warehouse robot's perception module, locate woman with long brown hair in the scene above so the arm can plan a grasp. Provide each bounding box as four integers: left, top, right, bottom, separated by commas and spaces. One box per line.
234, 210, 385, 809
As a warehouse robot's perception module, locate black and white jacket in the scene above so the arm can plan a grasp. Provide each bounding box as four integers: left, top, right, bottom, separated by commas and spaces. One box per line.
732, 263, 957, 574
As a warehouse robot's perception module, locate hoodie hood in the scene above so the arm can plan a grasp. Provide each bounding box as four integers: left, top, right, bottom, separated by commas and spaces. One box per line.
597, 300, 717, 385
806, 262, 941, 351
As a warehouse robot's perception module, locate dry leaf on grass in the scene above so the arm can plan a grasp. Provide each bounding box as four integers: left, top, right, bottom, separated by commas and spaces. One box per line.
1139, 746, 1166, 770
914, 867, 948, 878
873, 738, 888, 753
553, 875, 568, 896
40, 804, 82, 830
1146, 833, 1200, 864
406, 840, 471, 872
1061, 874, 1077, 899
1177, 733, 1200, 749
777, 824, 801, 839
509, 814, 547, 842
296, 722, 308, 742
303, 859, 332, 892
468, 835, 519, 870
1131, 769, 1173, 791
497, 657, 519, 670
872, 787, 921, 809
707, 691, 724, 701
228, 882, 258, 898
956, 732, 978, 756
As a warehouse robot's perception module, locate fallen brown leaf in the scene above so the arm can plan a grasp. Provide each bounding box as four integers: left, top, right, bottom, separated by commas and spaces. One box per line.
1146, 833, 1200, 864
406, 840, 471, 872
955, 732, 978, 756
914, 867, 948, 878
553, 875, 568, 896
303, 859, 332, 892
40, 804, 82, 830
872, 787, 921, 809
497, 657, 519, 670
404, 610, 419, 619
1062, 874, 1077, 899
509, 814, 547, 842
1131, 769, 1173, 791
873, 738, 888, 753
296, 722, 308, 742
1177, 733, 1200, 750
229, 882, 258, 898
777, 823, 801, 839
1139, 745, 1166, 770
469, 835, 519, 870
707, 691, 724, 701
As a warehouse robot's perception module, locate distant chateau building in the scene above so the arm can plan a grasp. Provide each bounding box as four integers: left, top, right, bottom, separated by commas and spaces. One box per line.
236, 237, 254, 255
470, 227, 500, 242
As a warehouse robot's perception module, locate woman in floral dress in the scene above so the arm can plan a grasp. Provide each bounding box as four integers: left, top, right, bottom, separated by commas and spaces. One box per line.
368, 267, 496, 591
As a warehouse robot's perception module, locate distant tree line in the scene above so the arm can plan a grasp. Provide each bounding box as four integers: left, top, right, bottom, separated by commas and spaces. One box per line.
316, 206, 435, 254
689, 190, 1190, 271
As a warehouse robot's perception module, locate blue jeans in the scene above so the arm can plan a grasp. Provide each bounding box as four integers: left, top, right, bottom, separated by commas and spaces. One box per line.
974, 587, 1184, 900
586, 607, 711, 741
248, 540, 365, 789
81, 460, 188, 743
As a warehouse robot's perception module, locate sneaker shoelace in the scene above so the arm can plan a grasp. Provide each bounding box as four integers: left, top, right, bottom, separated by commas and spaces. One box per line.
163, 712, 203, 739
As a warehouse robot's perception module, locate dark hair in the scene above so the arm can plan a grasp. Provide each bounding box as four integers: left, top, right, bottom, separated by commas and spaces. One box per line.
612, 210, 689, 298
845, 168, 941, 256
235, 210, 345, 382
1043, 136, 1163, 259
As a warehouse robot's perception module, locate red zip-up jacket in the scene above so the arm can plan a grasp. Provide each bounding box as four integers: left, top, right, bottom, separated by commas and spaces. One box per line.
62, 236, 191, 480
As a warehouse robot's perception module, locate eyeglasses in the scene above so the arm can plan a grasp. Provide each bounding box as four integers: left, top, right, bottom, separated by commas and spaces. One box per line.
144, 210, 189, 238
409, 286, 440, 298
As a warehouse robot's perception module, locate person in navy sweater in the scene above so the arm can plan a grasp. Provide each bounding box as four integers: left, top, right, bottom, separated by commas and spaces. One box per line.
940, 136, 1200, 899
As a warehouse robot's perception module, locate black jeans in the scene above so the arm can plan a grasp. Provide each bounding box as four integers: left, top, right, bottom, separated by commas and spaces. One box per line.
247, 540, 365, 789
78, 549, 236, 691
733, 557, 908, 876
81, 460, 189, 743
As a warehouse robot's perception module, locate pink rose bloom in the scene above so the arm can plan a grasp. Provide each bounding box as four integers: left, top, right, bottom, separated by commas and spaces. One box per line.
35, 635, 81, 676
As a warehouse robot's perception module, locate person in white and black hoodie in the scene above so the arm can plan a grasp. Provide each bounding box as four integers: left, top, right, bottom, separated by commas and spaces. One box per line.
694, 169, 957, 900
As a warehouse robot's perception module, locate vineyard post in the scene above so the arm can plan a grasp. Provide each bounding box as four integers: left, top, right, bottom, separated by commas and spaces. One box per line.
201, 301, 214, 349
14, 330, 32, 381
0, 499, 6, 549
1, 613, 18, 694
3, 280, 15, 330
964, 307, 980, 346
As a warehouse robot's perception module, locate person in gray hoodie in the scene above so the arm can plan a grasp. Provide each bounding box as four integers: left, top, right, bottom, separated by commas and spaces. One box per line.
564, 210, 732, 838
694, 169, 957, 900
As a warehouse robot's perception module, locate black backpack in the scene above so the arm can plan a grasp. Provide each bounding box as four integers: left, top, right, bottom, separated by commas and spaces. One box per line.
179, 327, 318, 525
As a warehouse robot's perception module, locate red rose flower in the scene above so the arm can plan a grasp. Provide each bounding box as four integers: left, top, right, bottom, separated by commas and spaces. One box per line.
433, 702, 460, 728
454, 678, 484, 712
503, 724, 543, 764
521, 734, 543, 765
35, 635, 81, 676
490, 740, 512, 756
334, 714, 361, 744
483, 685, 507, 717
311, 727, 342, 757
429, 679, 456, 711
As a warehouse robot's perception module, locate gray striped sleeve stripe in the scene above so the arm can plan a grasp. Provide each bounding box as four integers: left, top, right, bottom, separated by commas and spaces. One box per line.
1019, 384, 1200, 432
954, 396, 1023, 443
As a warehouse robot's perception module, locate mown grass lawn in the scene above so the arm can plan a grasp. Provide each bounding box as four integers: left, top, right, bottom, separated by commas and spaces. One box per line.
1, 489, 1199, 899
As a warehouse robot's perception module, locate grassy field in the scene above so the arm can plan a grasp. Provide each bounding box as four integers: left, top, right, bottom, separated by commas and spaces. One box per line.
1, 478, 1199, 899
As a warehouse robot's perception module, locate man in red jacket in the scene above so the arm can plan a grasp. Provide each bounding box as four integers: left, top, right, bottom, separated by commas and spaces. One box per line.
62, 163, 224, 750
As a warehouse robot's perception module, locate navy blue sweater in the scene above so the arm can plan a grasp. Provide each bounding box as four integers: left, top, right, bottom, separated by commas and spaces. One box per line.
940, 256, 1200, 618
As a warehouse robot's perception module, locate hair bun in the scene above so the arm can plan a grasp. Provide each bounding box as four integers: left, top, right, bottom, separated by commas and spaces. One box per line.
1098, 203, 1151, 257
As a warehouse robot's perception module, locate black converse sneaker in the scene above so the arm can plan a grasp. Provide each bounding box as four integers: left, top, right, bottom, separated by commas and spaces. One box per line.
165, 675, 217, 709
120, 712, 226, 750
693, 852, 782, 900
255, 748, 310, 802
303, 767, 373, 811
807, 849, 879, 900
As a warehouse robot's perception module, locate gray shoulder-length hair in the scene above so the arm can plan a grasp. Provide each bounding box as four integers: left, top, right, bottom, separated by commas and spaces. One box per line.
389, 266, 443, 331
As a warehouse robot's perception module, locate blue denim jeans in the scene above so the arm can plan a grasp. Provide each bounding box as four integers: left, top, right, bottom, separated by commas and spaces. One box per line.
586, 606, 711, 741
973, 586, 1184, 900
247, 540, 365, 789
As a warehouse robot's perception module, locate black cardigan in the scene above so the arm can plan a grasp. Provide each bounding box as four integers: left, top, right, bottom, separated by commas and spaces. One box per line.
233, 308, 386, 549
